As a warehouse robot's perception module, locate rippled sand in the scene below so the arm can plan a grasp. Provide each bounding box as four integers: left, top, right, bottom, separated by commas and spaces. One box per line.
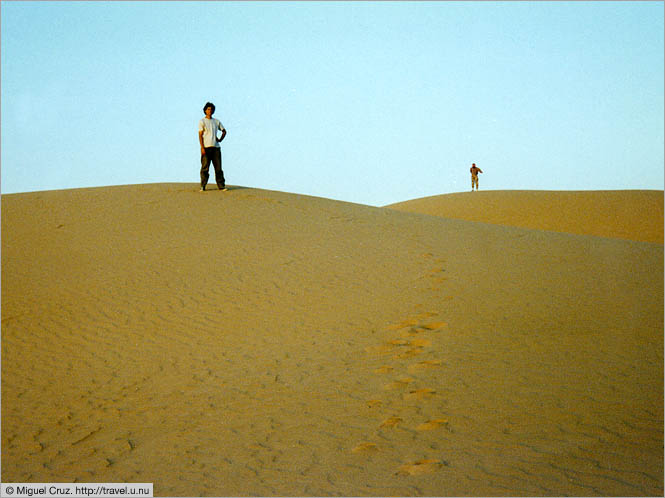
2, 184, 663, 496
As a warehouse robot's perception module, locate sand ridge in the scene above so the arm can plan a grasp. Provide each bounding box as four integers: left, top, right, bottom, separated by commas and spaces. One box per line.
2, 183, 663, 496
386, 190, 664, 244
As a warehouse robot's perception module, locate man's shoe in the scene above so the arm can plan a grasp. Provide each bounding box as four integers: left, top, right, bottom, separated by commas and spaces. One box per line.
220, 186, 228, 191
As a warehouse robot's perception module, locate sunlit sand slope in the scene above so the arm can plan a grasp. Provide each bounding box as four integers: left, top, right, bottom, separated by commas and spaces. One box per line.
2, 183, 663, 496
387, 190, 664, 244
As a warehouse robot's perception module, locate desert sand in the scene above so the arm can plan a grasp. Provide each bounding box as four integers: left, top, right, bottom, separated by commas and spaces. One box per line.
2, 184, 663, 496
387, 190, 664, 244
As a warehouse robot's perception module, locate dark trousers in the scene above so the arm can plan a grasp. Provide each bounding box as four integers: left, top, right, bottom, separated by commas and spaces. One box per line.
200, 147, 225, 189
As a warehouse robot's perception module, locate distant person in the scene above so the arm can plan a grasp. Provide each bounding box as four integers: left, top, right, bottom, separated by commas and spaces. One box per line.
470, 163, 483, 191
198, 102, 227, 191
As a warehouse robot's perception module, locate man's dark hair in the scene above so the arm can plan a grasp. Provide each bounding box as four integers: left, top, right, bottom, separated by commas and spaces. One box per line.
203, 102, 215, 114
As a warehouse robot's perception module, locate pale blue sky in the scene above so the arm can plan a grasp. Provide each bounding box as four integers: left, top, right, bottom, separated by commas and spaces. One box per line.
2, 1, 663, 206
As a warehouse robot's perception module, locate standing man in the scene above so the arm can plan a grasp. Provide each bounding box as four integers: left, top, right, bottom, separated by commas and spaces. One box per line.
470, 163, 483, 191
198, 102, 227, 191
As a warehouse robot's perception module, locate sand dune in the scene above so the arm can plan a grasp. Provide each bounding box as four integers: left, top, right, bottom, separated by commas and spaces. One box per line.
387, 190, 664, 244
2, 183, 663, 496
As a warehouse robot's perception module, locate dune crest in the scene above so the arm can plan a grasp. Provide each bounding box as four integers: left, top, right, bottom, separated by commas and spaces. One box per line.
387, 190, 664, 244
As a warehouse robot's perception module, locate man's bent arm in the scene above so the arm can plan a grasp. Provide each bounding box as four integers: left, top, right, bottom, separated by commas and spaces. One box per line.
199, 131, 206, 153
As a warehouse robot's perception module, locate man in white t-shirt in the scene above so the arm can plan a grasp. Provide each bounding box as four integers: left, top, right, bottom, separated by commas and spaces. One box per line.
198, 102, 227, 191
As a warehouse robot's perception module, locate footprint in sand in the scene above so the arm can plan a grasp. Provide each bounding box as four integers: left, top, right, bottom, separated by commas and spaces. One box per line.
379, 416, 403, 429
420, 321, 448, 331
388, 318, 420, 331
395, 459, 445, 476
388, 338, 410, 346
389, 313, 445, 332
410, 338, 432, 348
416, 419, 449, 431
404, 388, 437, 400
399, 327, 425, 337
366, 399, 383, 408
383, 377, 415, 390
407, 360, 443, 373
364, 344, 394, 356
352, 442, 379, 453
393, 347, 424, 359
373, 365, 394, 374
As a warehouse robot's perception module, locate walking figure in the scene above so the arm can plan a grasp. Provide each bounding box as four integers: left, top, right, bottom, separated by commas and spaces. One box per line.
470, 163, 483, 191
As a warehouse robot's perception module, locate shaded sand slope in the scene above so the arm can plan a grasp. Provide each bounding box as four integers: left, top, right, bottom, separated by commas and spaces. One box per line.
387, 190, 664, 244
2, 183, 663, 496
